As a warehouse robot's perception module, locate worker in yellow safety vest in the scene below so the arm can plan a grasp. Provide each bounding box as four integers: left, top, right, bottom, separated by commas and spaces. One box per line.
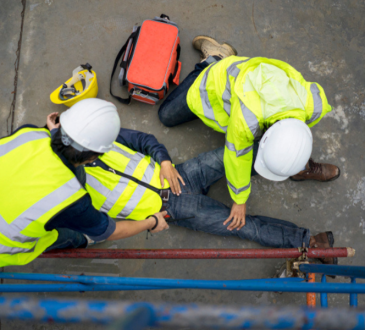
158, 36, 340, 233
0, 98, 170, 267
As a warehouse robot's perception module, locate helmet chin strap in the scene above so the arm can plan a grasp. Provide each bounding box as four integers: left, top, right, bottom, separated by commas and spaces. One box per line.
60, 127, 90, 152
59, 64, 94, 100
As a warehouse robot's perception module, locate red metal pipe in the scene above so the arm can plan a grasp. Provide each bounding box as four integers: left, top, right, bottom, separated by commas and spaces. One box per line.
40, 248, 353, 259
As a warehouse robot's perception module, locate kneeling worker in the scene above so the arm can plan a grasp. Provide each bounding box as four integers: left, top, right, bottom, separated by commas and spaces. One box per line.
80, 124, 338, 264
0, 98, 168, 267
158, 36, 340, 233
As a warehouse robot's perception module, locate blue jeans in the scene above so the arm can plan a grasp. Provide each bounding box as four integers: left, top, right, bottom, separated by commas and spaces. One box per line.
165, 147, 311, 248
159, 61, 210, 127
46, 228, 87, 251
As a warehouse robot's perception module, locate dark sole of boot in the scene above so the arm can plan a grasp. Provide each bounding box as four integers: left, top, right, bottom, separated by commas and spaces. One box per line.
326, 231, 335, 247
318, 231, 338, 277
289, 168, 341, 182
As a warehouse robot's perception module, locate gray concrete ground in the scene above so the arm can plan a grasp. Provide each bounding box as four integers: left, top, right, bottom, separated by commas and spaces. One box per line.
1, 0, 365, 329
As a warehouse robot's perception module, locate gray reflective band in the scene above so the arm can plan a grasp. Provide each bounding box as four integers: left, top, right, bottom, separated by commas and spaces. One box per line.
0, 130, 49, 158
86, 174, 111, 198
200, 63, 228, 133
112, 144, 145, 162
239, 100, 262, 138
225, 140, 253, 157
0, 177, 82, 245
117, 185, 147, 219
306, 84, 323, 125
94, 149, 157, 218
0, 244, 36, 255
100, 156, 137, 213
222, 60, 249, 116
117, 159, 156, 219
226, 179, 251, 195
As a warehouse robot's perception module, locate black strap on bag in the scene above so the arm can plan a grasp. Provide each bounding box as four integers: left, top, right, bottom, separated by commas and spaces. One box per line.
168, 44, 181, 85
110, 28, 140, 104
89, 159, 162, 195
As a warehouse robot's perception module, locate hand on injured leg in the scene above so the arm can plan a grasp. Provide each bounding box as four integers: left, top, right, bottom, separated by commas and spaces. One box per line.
223, 202, 246, 231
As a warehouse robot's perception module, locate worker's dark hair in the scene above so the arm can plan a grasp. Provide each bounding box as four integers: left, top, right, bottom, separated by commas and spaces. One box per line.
51, 129, 103, 165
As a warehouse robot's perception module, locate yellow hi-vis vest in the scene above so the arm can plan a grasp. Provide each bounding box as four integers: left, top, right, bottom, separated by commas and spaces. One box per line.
84, 142, 170, 220
187, 56, 332, 204
0, 127, 86, 267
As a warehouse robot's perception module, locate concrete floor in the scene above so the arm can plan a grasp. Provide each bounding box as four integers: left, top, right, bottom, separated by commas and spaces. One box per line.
1, 0, 365, 329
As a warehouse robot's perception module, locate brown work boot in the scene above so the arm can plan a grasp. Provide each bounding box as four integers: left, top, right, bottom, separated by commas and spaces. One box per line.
290, 158, 340, 182
309, 231, 338, 265
192, 35, 237, 61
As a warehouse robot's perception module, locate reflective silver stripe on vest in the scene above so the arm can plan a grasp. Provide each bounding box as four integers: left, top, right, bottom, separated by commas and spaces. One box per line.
226, 179, 251, 195
86, 173, 111, 198
99, 157, 138, 213
117, 159, 156, 219
306, 83, 323, 125
112, 144, 144, 162
222, 60, 249, 116
0, 177, 82, 245
0, 243, 36, 255
225, 140, 253, 157
0, 131, 49, 158
200, 62, 228, 133
239, 100, 262, 139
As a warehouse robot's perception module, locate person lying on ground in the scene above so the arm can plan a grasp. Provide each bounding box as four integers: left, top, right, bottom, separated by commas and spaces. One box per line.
74, 122, 338, 265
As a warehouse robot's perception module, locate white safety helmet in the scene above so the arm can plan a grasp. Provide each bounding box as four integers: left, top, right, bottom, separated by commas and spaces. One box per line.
254, 119, 312, 181
59, 98, 120, 153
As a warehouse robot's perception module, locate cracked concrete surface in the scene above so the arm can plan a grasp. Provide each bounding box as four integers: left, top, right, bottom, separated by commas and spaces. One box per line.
1, 0, 365, 329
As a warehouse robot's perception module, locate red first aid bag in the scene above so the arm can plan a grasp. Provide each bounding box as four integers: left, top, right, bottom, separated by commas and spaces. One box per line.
110, 14, 181, 105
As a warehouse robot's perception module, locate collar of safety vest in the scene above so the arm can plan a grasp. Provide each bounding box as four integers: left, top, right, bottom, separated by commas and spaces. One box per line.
54, 150, 77, 175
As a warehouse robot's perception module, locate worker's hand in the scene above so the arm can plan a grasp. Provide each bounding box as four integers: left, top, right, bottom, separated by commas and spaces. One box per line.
150, 211, 169, 233
46, 112, 60, 131
160, 160, 185, 196
223, 202, 246, 231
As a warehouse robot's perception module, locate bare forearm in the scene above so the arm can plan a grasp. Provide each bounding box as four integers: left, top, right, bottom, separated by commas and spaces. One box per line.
107, 218, 154, 241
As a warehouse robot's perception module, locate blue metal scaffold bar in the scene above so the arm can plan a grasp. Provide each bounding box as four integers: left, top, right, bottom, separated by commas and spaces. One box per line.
1, 272, 365, 294
0, 297, 364, 330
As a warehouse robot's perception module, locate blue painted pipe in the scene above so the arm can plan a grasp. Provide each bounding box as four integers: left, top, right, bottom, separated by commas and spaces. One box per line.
109, 306, 156, 330
0, 297, 365, 329
299, 264, 365, 279
320, 275, 328, 308
350, 278, 358, 307
1, 280, 365, 293
0, 272, 302, 285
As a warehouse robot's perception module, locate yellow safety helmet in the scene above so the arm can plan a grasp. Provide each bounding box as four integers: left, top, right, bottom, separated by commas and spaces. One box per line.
50, 63, 98, 107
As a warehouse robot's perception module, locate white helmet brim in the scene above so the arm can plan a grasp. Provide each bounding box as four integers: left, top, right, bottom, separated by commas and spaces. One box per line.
254, 145, 289, 182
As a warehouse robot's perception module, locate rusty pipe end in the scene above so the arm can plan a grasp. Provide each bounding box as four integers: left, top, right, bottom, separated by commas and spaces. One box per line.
346, 247, 355, 258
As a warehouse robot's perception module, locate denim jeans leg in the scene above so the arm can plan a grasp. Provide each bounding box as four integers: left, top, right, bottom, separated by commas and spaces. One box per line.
166, 193, 310, 248
45, 228, 88, 251
176, 147, 225, 195
158, 61, 211, 127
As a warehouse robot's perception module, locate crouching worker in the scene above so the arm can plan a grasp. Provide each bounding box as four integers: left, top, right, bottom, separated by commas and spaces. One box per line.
0, 98, 168, 267
79, 124, 338, 264
158, 36, 341, 237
